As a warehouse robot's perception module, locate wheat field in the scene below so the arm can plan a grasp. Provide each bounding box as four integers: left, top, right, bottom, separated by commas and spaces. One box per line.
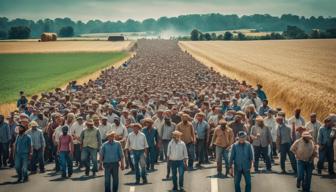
179, 39, 336, 120
0, 40, 133, 54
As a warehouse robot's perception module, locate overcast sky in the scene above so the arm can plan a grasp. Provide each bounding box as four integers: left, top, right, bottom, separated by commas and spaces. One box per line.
0, 0, 335, 21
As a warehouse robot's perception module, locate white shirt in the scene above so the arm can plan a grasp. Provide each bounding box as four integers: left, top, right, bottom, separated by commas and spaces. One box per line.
70, 122, 85, 144
125, 131, 148, 150
153, 118, 165, 137
107, 113, 119, 124
111, 123, 128, 139
167, 139, 188, 161
242, 97, 262, 111
264, 116, 277, 142
98, 123, 113, 140
305, 121, 321, 142
288, 116, 305, 127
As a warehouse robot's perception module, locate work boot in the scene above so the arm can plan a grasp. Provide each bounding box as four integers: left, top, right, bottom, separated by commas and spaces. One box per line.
225, 167, 230, 177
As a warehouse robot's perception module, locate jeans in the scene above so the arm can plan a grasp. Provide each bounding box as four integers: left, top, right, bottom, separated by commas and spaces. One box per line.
280, 143, 297, 172
186, 143, 195, 169
0, 142, 9, 166
215, 146, 229, 173
297, 160, 313, 192
15, 153, 29, 180
81, 147, 98, 173
31, 148, 44, 172
162, 140, 171, 176
74, 144, 81, 165
171, 160, 185, 189
234, 169, 251, 192
126, 150, 134, 170
60, 151, 73, 176
317, 145, 334, 174
254, 146, 272, 171
132, 150, 147, 181
104, 162, 119, 192
196, 139, 206, 164
146, 146, 157, 169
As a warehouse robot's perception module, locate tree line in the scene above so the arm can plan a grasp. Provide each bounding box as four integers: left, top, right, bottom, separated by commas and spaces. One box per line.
188, 26, 336, 41
0, 13, 335, 39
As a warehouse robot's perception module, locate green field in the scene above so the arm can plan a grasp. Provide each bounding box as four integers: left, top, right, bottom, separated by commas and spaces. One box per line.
0, 52, 128, 104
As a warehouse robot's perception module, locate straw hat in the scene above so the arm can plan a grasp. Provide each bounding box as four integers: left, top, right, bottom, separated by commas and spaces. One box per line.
28, 121, 38, 128
143, 117, 154, 124
255, 116, 264, 122
86, 119, 94, 125
106, 131, 116, 138
301, 131, 312, 139
172, 130, 183, 136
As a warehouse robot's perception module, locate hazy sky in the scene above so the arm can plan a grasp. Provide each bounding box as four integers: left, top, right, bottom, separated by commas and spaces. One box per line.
1, 0, 335, 21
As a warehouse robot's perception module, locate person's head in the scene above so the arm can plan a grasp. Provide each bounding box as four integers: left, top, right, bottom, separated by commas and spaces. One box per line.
157, 110, 164, 118
276, 116, 284, 124
29, 121, 38, 130
234, 115, 241, 123
62, 125, 69, 136
196, 112, 205, 122
86, 119, 94, 129
219, 119, 227, 129
132, 123, 142, 134
144, 118, 153, 128
262, 99, 268, 107
172, 130, 182, 142
101, 116, 108, 125
181, 113, 190, 123
310, 113, 317, 123
19, 117, 30, 127
0, 115, 4, 123
232, 98, 238, 106
18, 125, 26, 135
164, 117, 171, 126
113, 117, 120, 126
257, 84, 262, 89
324, 117, 332, 128
256, 116, 264, 127
106, 131, 116, 142
76, 116, 83, 125
238, 131, 247, 144
295, 108, 301, 118
301, 131, 312, 143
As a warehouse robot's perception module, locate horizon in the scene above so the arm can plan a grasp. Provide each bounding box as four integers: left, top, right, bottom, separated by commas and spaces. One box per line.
0, 0, 335, 22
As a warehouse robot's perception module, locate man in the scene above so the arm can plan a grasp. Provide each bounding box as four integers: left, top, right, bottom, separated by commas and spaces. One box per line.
176, 113, 196, 170
276, 116, 297, 174
317, 117, 335, 176
192, 112, 210, 167
142, 118, 159, 171
264, 110, 278, 162
167, 130, 188, 191
99, 116, 113, 143
256, 84, 267, 101
161, 117, 176, 178
7, 115, 17, 167
58, 126, 73, 178
289, 108, 306, 141
230, 98, 242, 112
0, 114, 11, 168
70, 116, 85, 168
228, 115, 248, 138
211, 119, 234, 177
14, 125, 32, 182
80, 119, 102, 177
110, 117, 128, 169
291, 131, 317, 192
170, 107, 181, 124
125, 123, 149, 184
26, 121, 45, 173
258, 99, 270, 117
100, 131, 125, 192
229, 131, 254, 192
250, 116, 272, 172
305, 113, 321, 143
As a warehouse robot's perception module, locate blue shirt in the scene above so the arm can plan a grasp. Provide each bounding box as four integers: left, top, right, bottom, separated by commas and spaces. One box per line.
142, 127, 159, 148
0, 122, 11, 143
258, 105, 270, 116
100, 140, 124, 163
256, 89, 267, 101
229, 105, 241, 112
230, 141, 254, 171
192, 120, 209, 140
317, 126, 333, 146
15, 134, 32, 154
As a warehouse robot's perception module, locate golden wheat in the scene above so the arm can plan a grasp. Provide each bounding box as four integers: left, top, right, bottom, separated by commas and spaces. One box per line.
179, 39, 336, 120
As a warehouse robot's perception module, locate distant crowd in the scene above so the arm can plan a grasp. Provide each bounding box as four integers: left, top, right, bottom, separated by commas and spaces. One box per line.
0, 40, 335, 192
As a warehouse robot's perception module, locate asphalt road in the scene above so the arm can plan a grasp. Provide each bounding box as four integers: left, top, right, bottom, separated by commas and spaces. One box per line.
0, 160, 335, 192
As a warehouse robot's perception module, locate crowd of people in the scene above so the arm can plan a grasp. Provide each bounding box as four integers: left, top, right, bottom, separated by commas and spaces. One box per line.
0, 40, 335, 192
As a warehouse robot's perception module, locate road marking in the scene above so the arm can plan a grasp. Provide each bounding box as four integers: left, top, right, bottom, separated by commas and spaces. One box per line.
130, 186, 135, 192
211, 178, 218, 192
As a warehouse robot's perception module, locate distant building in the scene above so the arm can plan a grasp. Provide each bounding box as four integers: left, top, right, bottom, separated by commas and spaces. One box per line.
108, 36, 125, 41
40, 33, 57, 42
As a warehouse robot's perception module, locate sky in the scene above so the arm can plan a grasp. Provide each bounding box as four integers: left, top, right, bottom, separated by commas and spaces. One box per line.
0, 0, 335, 21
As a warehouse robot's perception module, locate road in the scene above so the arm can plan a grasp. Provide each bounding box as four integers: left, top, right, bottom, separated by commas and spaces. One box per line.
0, 160, 335, 192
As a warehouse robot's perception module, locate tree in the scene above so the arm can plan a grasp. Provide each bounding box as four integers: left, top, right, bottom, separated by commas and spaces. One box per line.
217, 34, 224, 40
204, 33, 211, 40
191, 29, 200, 41
237, 32, 246, 40
270, 32, 284, 39
310, 29, 320, 39
59, 26, 74, 37
0, 30, 7, 39
224, 31, 233, 40
326, 28, 336, 38
8, 26, 31, 39
283, 25, 308, 39
211, 33, 217, 40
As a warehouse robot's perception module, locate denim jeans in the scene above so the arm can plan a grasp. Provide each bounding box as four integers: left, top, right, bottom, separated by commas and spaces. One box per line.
254, 145, 272, 171
15, 153, 29, 180
162, 140, 171, 176
196, 139, 206, 164
132, 150, 146, 181
234, 168, 251, 192
215, 146, 229, 172
146, 146, 157, 169
60, 151, 73, 176
74, 144, 81, 165
81, 147, 98, 173
104, 162, 119, 192
186, 143, 195, 169
297, 160, 313, 192
31, 148, 44, 172
280, 143, 297, 172
171, 160, 185, 189
317, 145, 334, 174
0, 142, 9, 166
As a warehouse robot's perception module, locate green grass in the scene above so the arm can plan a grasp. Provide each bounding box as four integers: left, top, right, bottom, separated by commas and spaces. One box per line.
0, 52, 128, 104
